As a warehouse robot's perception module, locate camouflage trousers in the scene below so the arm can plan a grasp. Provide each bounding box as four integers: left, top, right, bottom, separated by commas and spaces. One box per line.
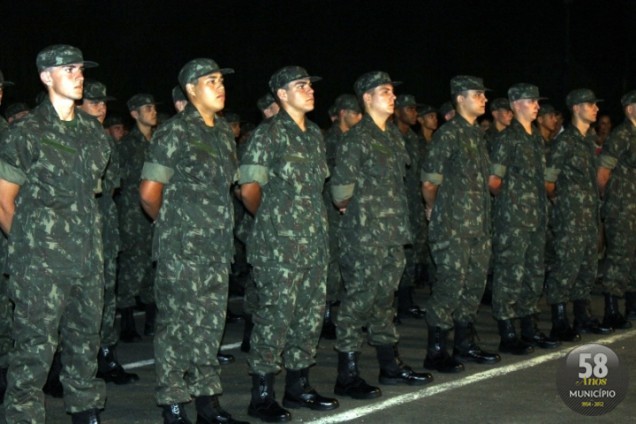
399, 242, 427, 290
326, 220, 343, 303
117, 244, 155, 308
491, 225, 545, 320
425, 235, 490, 330
335, 244, 405, 352
601, 213, 636, 297
100, 255, 119, 347
154, 255, 229, 405
248, 262, 326, 374
5, 270, 105, 422
545, 225, 598, 304
243, 269, 258, 316
0, 274, 11, 368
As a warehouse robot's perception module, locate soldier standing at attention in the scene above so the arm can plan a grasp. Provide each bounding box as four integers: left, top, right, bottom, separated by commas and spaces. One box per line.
421, 75, 501, 373
544, 89, 612, 341
240, 66, 339, 422
139, 58, 247, 424
331, 71, 433, 401
117, 93, 158, 341
484, 98, 513, 155
596, 90, 636, 327
488, 84, 559, 355
0, 44, 111, 424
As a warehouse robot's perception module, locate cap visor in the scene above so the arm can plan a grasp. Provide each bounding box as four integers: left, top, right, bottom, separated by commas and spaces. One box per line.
83, 60, 99, 68
1, 81, 15, 87
220, 68, 235, 75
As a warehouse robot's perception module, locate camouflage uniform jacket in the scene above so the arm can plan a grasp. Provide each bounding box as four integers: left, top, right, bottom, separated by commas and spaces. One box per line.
323, 124, 344, 233
421, 114, 491, 242
141, 103, 238, 263
402, 127, 427, 245
0, 99, 111, 277
0, 116, 7, 133
484, 125, 502, 156
97, 135, 121, 256
598, 119, 636, 220
239, 109, 329, 267
490, 119, 547, 230
545, 125, 599, 230
331, 114, 411, 247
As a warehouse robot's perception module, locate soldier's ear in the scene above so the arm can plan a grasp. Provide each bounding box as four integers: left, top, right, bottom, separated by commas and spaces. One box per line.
276, 88, 287, 103
39, 70, 53, 87
362, 92, 372, 108
185, 83, 196, 99
130, 110, 139, 120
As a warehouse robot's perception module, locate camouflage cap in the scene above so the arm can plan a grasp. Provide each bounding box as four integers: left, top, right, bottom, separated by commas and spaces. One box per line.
417, 104, 437, 117
395, 94, 421, 109
0, 70, 14, 87
36, 44, 98, 72
224, 112, 241, 123
354, 71, 401, 98
4, 102, 29, 120
171, 85, 187, 103
127, 93, 159, 111
178, 58, 234, 91
565, 88, 604, 108
508, 83, 547, 102
104, 114, 125, 127
269, 66, 321, 92
256, 93, 276, 112
83, 80, 115, 102
450, 75, 489, 95
489, 97, 511, 112
439, 101, 455, 116
334, 94, 361, 113
620, 90, 636, 107
537, 103, 557, 117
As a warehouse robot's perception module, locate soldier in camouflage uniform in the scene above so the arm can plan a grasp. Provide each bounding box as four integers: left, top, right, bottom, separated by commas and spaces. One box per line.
0, 44, 110, 423
544, 88, 613, 341
421, 75, 500, 373
172, 85, 188, 113
484, 98, 513, 155
240, 66, 338, 422
597, 90, 636, 327
0, 70, 14, 133
394, 94, 427, 320
78, 81, 140, 385
488, 84, 559, 355
331, 71, 433, 400
117, 92, 158, 342
321, 94, 362, 339
139, 58, 246, 424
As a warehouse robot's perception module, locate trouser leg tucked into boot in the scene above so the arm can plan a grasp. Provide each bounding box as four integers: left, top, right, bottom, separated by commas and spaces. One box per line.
602, 294, 632, 330
241, 315, 254, 353
396, 286, 425, 319
71, 408, 100, 424
497, 319, 534, 355
283, 368, 339, 410
334, 351, 381, 399
520, 315, 560, 349
248, 373, 291, 422
97, 345, 140, 384
375, 344, 432, 385
549, 303, 581, 342
423, 326, 464, 373
320, 302, 337, 340
162, 403, 191, 424
195, 394, 248, 424
452, 321, 501, 364
573, 299, 612, 334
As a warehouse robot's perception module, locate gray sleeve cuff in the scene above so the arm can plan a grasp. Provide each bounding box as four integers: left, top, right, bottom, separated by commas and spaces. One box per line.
421, 171, 443, 185
141, 162, 174, 184
544, 167, 560, 183
598, 154, 618, 170
239, 164, 269, 186
491, 163, 506, 178
331, 183, 355, 203
0, 160, 26, 185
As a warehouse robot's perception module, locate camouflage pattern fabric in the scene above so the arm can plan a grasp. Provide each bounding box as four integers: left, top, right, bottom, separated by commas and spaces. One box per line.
421, 114, 491, 330
141, 102, 237, 404
490, 120, 547, 320
239, 109, 329, 374
330, 115, 410, 350
116, 126, 154, 308
599, 119, 636, 296
544, 125, 600, 303
0, 117, 7, 133
0, 99, 110, 420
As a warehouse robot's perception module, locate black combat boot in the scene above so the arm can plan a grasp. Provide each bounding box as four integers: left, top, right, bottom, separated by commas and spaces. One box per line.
97, 345, 140, 384
396, 286, 426, 320
452, 321, 501, 364
334, 351, 382, 399
241, 315, 253, 353
423, 326, 464, 373
71, 408, 100, 424
120, 306, 142, 343
375, 344, 433, 385
43, 351, 63, 398
195, 395, 249, 424
144, 302, 157, 337
549, 303, 581, 342
602, 293, 632, 330
497, 319, 534, 355
217, 352, 235, 365
0, 366, 7, 404
226, 308, 244, 324
162, 403, 192, 424
320, 302, 337, 340
625, 292, 636, 320
520, 315, 560, 349
283, 367, 339, 411
248, 373, 291, 422
573, 299, 613, 334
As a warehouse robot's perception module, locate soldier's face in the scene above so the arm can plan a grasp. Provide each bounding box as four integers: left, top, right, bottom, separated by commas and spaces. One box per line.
537, 113, 558, 132
418, 112, 438, 130
492, 108, 513, 127
574, 102, 599, 124
79, 99, 107, 124
366, 84, 396, 116
44, 64, 85, 101
597, 115, 611, 136
134, 104, 158, 127
397, 106, 418, 126
342, 110, 362, 130
514, 99, 539, 122
190, 71, 226, 114
281, 78, 315, 113
263, 102, 279, 118
108, 124, 126, 141
461, 90, 487, 117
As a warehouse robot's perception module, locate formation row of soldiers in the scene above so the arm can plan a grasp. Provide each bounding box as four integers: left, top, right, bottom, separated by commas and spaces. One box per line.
0, 43, 635, 424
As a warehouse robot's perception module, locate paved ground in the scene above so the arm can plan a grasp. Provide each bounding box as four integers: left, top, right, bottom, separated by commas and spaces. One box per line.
2, 290, 634, 423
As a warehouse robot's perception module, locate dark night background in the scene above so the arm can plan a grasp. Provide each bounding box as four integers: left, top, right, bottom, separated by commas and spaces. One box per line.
1, 0, 635, 128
